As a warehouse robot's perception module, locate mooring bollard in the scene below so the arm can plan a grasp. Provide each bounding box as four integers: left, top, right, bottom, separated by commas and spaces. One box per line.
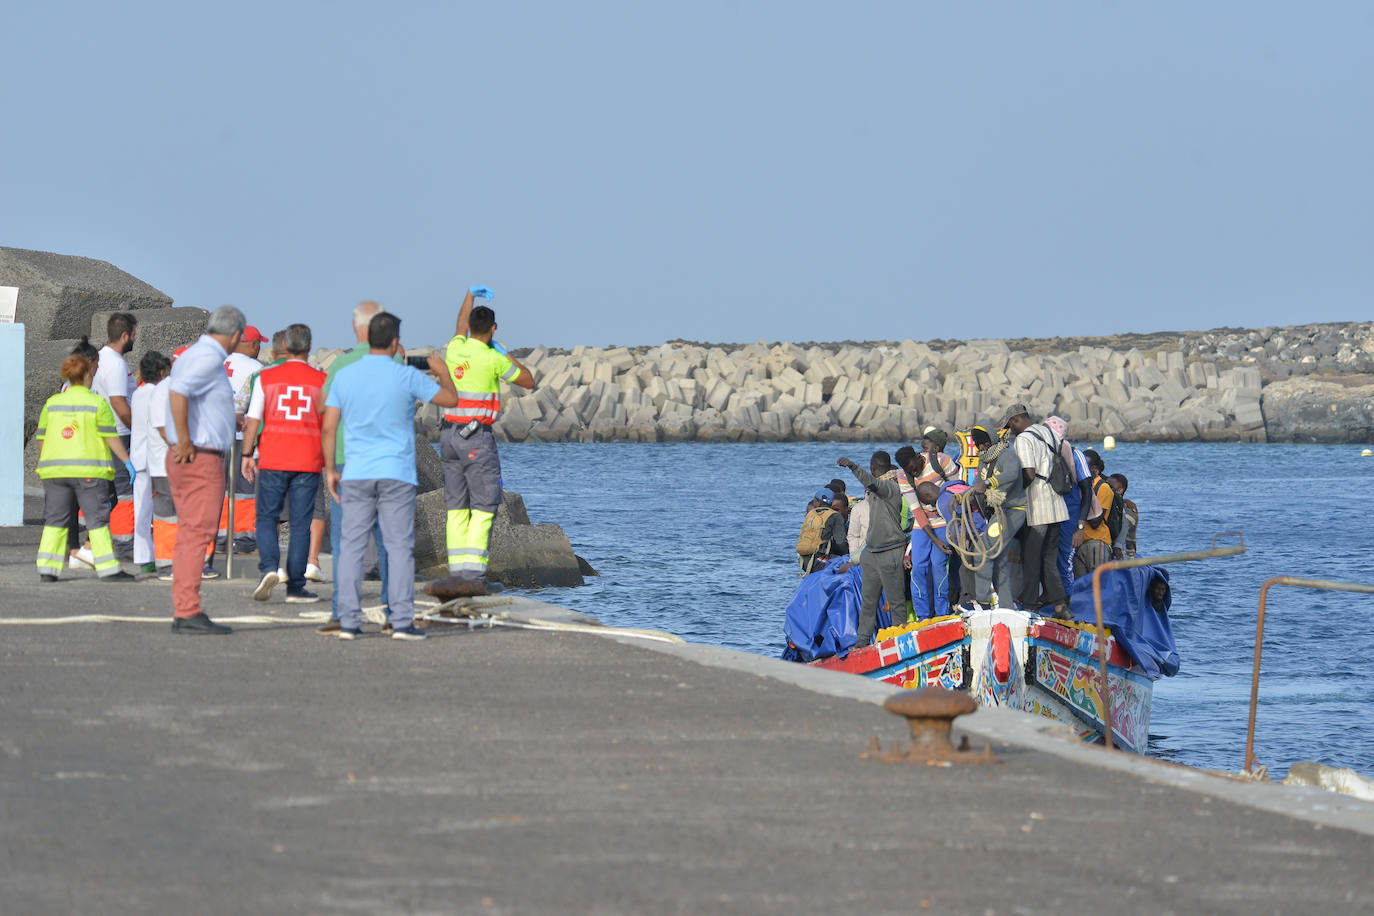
862, 687, 997, 766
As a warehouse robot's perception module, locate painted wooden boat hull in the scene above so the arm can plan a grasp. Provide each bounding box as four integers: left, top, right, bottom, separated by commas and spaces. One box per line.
811, 608, 1153, 753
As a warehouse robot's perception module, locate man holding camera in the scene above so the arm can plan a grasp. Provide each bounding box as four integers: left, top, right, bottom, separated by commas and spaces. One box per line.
323, 311, 459, 640
426, 286, 535, 599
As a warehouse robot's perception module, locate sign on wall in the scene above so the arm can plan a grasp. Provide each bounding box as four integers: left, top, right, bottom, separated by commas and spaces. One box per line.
0, 286, 16, 323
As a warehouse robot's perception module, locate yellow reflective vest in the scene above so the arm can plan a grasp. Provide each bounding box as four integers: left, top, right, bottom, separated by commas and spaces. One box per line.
442, 335, 520, 425
35, 385, 119, 480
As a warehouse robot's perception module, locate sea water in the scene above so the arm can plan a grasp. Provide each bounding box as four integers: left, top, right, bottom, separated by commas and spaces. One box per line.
494, 441, 1374, 778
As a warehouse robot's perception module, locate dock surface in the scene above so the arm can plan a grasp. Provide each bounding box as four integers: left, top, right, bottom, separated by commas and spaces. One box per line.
1, 527, 1371, 915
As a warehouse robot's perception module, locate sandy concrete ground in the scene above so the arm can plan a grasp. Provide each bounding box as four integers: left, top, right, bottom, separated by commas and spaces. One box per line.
1, 525, 1371, 915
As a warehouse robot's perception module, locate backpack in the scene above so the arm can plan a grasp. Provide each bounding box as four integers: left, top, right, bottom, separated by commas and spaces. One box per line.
1026, 428, 1074, 495
1104, 483, 1125, 541
796, 507, 837, 556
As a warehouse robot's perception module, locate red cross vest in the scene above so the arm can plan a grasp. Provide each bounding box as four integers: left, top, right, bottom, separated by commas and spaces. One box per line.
256, 360, 327, 472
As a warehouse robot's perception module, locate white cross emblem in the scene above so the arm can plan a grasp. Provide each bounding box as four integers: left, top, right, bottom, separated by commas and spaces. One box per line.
276, 386, 313, 421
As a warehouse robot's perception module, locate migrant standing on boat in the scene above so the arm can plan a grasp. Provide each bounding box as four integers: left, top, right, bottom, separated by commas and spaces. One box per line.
837, 451, 910, 647
796, 488, 848, 573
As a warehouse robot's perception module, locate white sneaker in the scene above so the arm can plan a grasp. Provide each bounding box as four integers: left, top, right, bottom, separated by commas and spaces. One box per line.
253, 571, 279, 601
304, 563, 328, 583
69, 547, 96, 569
277, 568, 286, 582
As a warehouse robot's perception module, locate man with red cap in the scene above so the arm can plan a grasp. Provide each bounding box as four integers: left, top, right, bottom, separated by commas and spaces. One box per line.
223, 323, 269, 552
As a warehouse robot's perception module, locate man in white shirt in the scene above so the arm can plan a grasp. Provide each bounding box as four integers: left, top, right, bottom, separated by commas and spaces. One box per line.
91, 313, 138, 555
128, 351, 171, 573
1003, 403, 1069, 616
223, 324, 270, 552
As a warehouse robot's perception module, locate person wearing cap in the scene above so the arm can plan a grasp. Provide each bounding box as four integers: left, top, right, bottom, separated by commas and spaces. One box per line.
425, 287, 536, 599
223, 323, 270, 553
837, 451, 909, 646
164, 306, 247, 634
796, 487, 848, 574
1003, 403, 1069, 615
1044, 416, 1096, 597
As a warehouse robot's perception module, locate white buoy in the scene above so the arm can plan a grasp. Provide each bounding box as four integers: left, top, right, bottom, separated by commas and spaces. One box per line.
1362, 448, 1372, 457
1103, 435, 1117, 450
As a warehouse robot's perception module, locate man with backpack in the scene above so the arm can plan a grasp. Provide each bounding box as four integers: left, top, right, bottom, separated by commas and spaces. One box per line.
796, 488, 848, 573
1003, 404, 1069, 617
1075, 449, 1119, 576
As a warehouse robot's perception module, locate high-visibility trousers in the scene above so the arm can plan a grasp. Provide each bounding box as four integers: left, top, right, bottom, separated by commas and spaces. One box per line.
439, 425, 502, 580
152, 475, 214, 567
37, 478, 122, 578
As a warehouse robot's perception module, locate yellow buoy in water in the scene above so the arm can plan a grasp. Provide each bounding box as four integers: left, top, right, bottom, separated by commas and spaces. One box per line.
1103, 435, 1117, 450
1362, 449, 1372, 457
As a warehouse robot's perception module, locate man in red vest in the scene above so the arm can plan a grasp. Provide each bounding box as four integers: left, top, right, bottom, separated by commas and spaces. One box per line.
241, 323, 327, 604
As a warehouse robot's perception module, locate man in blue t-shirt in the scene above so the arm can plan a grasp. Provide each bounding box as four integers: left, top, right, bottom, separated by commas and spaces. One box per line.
323, 312, 458, 640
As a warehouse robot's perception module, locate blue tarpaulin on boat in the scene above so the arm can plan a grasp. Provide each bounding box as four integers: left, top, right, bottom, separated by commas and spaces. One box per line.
1066, 566, 1179, 679
780, 558, 893, 662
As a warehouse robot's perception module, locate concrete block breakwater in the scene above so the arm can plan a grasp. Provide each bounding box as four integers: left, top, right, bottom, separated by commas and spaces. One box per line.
324, 321, 1374, 444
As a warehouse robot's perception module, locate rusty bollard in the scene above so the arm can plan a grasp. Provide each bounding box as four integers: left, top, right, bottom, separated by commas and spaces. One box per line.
861, 687, 998, 765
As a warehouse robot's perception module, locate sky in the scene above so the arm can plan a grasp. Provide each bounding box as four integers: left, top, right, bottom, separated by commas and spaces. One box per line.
5, 1, 1372, 351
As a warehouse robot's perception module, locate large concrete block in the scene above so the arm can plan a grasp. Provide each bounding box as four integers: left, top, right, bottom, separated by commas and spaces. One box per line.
413, 489, 582, 587
0, 246, 173, 340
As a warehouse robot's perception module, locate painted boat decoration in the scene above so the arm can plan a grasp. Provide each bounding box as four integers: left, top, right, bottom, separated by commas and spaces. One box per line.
810, 608, 1153, 753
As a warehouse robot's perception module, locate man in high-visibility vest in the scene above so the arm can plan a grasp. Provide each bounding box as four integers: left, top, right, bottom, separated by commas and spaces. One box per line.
426, 287, 535, 598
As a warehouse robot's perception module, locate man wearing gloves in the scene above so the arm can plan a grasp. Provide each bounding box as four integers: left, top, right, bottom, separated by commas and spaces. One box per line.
426, 286, 536, 599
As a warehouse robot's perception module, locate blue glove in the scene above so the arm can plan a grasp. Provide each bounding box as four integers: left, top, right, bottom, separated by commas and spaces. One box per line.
490, 339, 509, 356
124, 460, 137, 484
468, 285, 494, 301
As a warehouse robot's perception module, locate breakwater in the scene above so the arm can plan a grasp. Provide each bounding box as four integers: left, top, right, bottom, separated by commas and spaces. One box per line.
314, 321, 1374, 444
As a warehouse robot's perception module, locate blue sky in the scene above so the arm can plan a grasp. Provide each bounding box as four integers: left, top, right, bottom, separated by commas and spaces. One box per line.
6, 2, 1371, 350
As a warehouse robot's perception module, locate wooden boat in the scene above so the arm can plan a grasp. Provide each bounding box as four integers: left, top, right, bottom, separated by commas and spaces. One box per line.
810, 607, 1153, 752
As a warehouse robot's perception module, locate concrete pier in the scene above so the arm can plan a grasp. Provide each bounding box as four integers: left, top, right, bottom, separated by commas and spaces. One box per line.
1, 526, 1371, 913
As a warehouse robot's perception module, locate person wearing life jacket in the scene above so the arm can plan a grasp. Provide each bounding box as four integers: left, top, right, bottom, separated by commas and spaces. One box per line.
34, 350, 138, 583
425, 286, 536, 599
796, 488, 848, 573
241, 322, 327, 605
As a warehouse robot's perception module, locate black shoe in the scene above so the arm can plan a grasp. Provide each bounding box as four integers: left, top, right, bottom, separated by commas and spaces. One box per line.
39, 574, 58, 583
315, 619, 341, 635
171, 613, 232, 635
102, 571, 137, 582
363, 566, 381, 581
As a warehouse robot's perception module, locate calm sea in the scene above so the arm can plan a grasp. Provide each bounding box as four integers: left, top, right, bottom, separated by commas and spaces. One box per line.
494, 441, 1374, 778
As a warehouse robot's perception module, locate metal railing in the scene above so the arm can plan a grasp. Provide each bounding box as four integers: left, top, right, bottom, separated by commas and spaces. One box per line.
1089, 532, 1246, 751
1244, 576, 1374, 773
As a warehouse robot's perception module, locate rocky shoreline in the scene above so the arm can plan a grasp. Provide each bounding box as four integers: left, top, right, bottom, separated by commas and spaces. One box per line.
315, 322, 1374, 446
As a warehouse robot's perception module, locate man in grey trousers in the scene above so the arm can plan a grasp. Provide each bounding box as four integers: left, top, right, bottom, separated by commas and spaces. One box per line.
322, 312, 459, 640
838, 452, 910, 648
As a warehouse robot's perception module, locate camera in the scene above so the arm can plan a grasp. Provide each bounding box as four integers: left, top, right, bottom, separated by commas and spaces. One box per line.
405, 355, 432, 370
